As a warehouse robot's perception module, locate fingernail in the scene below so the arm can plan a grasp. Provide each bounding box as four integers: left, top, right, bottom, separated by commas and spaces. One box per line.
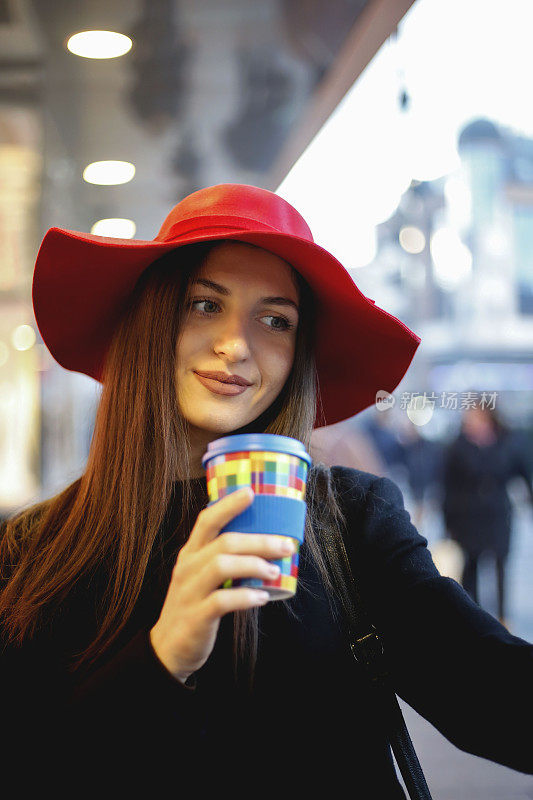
281, 538, 296, 553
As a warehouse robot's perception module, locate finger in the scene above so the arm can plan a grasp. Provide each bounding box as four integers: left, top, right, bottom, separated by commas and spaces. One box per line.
186, 553, 281, 600
203, 587, 270, 620
174, 532, 296, 588
208, 532, 297, 559
187, 487, 254, 552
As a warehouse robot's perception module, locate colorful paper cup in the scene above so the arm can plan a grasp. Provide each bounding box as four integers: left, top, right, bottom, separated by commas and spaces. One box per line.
201, 433, 311, 600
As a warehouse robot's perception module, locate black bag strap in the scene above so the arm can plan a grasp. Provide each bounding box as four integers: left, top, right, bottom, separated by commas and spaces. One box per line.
323, 518, 433, 800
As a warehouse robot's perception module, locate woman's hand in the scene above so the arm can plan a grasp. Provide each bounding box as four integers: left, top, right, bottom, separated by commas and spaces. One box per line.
149, 487, 296, 683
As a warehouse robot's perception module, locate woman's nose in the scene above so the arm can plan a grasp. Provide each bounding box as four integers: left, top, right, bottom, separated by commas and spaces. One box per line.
212, 317, 251, 361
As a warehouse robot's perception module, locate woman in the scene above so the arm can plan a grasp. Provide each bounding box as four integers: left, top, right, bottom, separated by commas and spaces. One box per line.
1, 185, 532, 796
442, 404, 533, 627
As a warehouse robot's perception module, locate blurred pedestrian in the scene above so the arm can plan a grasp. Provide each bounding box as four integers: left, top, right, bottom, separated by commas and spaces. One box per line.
441, 404, 533, 627
400, 423, 443, 529
362, 409, 407, 483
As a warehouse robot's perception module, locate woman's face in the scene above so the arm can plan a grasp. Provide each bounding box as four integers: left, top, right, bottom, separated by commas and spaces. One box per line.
175, 241, 300, 452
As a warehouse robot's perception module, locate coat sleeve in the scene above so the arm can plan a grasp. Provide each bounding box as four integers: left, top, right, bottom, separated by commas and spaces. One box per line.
336, 468, 533, 775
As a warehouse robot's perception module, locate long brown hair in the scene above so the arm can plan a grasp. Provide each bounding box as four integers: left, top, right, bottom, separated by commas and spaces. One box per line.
0, 242, 347, 683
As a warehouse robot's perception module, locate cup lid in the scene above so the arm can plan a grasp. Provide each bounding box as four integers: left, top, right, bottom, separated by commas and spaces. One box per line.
201, 433, 311, 468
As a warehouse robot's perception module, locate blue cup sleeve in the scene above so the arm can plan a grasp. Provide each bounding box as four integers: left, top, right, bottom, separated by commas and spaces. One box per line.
214, 495, 306, 543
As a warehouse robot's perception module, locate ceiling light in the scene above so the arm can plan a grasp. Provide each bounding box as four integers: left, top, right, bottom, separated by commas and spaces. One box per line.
66, 31, 132, 59
83, 160, 135, 185
91, 219, 137, 238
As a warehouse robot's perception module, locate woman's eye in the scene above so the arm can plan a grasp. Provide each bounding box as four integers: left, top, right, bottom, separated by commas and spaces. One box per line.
261, 315, 294, 331
190, 299, 220, 314
188, 299, 294, 331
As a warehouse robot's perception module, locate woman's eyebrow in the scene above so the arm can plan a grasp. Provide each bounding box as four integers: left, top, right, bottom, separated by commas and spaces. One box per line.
192, 278, 299, 311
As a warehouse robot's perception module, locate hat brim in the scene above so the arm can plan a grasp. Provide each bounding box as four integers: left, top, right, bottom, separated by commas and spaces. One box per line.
32, 226, 420, 426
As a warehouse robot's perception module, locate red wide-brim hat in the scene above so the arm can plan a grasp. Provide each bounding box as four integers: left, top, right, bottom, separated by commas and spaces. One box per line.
32, 183, 420, 427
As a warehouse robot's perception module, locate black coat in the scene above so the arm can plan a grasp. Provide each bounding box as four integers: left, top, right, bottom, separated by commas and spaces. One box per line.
442, 430, 533, 557
2, 467, 533, 797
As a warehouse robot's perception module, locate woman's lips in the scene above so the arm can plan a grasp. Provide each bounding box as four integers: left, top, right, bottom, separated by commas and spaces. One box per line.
194, 372, 249, 396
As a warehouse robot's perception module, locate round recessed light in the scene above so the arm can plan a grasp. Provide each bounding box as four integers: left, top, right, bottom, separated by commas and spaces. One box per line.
83, 160, 136, 186
66, 30, 132, 59
91, 218, 137, 238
